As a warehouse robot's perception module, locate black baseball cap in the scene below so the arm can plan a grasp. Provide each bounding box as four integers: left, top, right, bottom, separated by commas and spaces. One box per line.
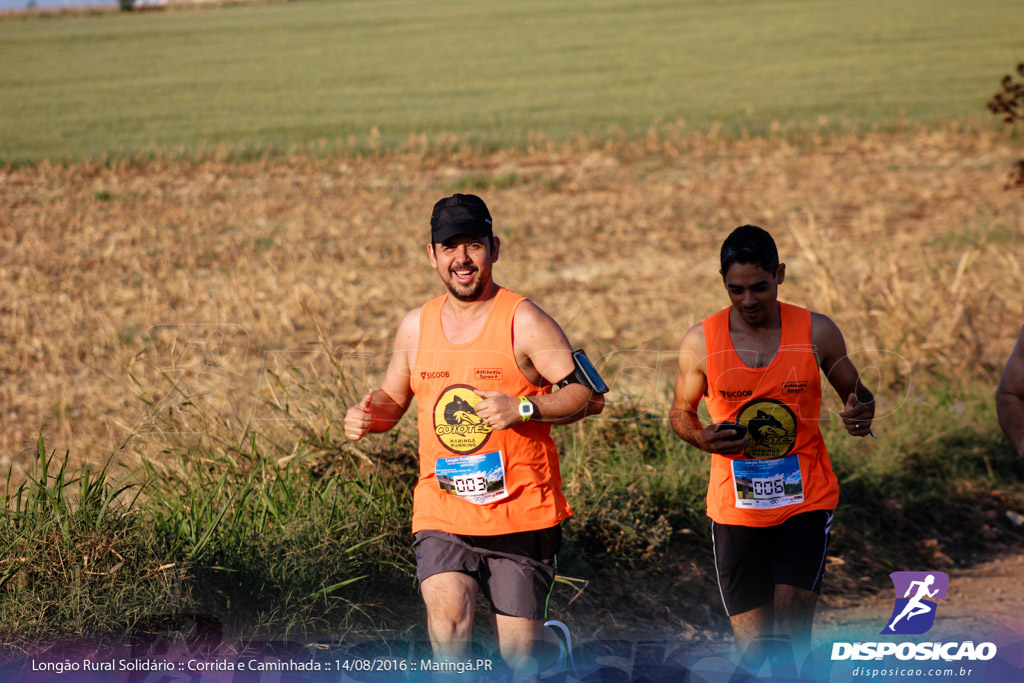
430, 194, 493, 243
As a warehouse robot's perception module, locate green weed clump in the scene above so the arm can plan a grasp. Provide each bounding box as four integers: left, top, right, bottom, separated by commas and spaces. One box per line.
1, 434, 417, 655
1, 440, 167, 650
556, 405, 709, 572
141, 443, 415, 638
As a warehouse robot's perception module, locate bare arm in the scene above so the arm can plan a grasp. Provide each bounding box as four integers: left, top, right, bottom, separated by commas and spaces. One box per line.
668, 323, 748, 455
812, 312, 875, 436
472, 301, 604, 429
343, 308, 419, 440
996, 324, 1024, 457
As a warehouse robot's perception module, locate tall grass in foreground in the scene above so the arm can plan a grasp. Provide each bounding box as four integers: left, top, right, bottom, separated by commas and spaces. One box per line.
1, 434, 416, 655
1, 441, 169, 651
5, 364, 1022, 654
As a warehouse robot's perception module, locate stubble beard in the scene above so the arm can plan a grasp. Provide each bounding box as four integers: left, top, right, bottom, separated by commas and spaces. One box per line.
445, 270, 488, 302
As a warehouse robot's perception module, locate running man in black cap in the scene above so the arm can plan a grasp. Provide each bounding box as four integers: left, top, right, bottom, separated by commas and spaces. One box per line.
345, 194, 605, 675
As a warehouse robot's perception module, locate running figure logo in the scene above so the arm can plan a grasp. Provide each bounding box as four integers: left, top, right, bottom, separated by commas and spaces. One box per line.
880, 571, 949, 635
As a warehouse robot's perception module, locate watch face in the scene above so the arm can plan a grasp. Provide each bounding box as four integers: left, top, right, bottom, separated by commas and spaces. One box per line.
519, 400, 534, 417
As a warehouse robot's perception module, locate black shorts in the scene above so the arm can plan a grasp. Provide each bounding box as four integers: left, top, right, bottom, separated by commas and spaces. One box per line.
413, 525, 561, 620
711, 509, 833, 617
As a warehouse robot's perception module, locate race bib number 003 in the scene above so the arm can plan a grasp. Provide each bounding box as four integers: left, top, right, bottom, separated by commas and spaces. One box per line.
731, 454, 803, 509
435, 450, 508, 505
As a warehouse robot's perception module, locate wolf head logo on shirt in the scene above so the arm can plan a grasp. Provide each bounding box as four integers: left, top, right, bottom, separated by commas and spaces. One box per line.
748, 410, 785, 439
736, 399, 797, 459
434, 385, 492, 454
444, 395, 484, 426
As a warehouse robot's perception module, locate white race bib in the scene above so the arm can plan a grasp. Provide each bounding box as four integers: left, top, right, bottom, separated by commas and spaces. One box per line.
731, 454, 804, 509
435, 450, 508, 505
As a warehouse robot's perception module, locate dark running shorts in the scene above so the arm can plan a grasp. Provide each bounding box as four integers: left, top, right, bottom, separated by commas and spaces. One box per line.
711, 509, 833, 617
413, 525, 561, 620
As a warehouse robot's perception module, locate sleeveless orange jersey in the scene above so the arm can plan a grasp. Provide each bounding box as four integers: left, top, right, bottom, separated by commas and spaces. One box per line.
409, 287, 572, 536
702, 302, 839, 526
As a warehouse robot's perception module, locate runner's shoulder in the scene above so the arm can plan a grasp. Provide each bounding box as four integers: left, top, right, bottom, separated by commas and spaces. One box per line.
512, 298, 570, 341
809, 310, 838, 330
679, 321, 707, 354
675, 322, 708, 374
400, 305, 423, 327
809, 311, 845, 347
513, 298, 554, 326
394, 306, 423, 351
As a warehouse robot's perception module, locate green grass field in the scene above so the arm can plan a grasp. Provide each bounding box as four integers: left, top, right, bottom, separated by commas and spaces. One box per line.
1, 0, 1022, 161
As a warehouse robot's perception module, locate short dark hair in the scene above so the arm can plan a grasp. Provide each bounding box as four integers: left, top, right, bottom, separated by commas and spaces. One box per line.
720, 225, 779, 274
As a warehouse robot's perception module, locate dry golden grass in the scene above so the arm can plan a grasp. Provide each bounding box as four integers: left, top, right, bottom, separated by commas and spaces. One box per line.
2, 125, 1023, 474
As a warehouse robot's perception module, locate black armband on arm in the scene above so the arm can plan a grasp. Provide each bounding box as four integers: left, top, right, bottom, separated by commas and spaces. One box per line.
556, 349, 609, 394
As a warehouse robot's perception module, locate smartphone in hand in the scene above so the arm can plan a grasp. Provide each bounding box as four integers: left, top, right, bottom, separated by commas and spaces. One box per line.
716, 422, 748, 440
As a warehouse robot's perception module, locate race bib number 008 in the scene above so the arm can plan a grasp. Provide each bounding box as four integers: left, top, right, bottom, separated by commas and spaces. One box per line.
435, 450, 508, 505
731, 454, 803, 509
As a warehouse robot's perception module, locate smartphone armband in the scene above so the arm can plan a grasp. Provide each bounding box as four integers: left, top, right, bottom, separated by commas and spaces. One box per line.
556, 349, 609, 395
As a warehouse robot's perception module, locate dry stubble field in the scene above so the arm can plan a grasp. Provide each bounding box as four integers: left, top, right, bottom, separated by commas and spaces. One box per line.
2, 125, 1023, 476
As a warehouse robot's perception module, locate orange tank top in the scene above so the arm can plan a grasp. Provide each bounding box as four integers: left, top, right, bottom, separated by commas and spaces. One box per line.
703, 302, 838, 526
409, 287, 572, 536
